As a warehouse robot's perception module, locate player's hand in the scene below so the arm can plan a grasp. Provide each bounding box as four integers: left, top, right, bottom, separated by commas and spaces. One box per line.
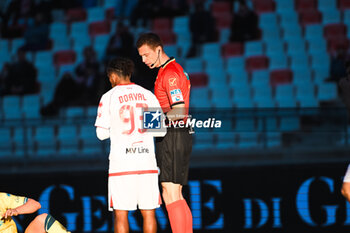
3, 209, 19, 218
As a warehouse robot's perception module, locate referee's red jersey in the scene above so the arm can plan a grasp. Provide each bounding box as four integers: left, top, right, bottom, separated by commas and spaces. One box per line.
154, 58, 191, 115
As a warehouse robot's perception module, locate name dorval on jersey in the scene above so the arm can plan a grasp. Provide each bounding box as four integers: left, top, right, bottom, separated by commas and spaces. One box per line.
119, 93, 147, 103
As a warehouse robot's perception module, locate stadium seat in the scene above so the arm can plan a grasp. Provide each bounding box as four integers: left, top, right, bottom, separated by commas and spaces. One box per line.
3, 96, 22, 120
214, 132, 237, 149
317, 83, 338, 101
279, 11, 299, 28
49, 22, 68, 39
339, 0, 350, 10
87, 7, 106, 23
65, 106, 85, 119
327, 37, 349, 53
282, 24, 303, 40
211, 88, 232, 108
279, 116, 300, 131
313, 67, 330, 84
235, 118, 256, 132
251, 70, 270, 88
259, 13, 278, 29
54, 50, 76, 66
257, 116, 278, 131
66, 8, 87, 22
10, 38, 25, 55
265, 132, 282, 147
275, 84, 297, 108
22, 95, 41, 119
0, 128, 12, 157
304, 24, 324, 41
190, 87, 211, 108
286, 39, 307, 56
244, 41, 264, 57
299, 10, 322, 26
265, 41, 285, 57
193, 132, 215, 150
295, 83, 318, 107
219, 28, 231, 44
205, 58, 225, 74
70, 22, 89, 41
211, 1, 232, 14
289, 54, 310, 70
80, 125, 102, 155
276, 0, 295, 14
89, 21, 110, 37
202, 42, 221, 60
213, 13, 232, 29
322, 10, 341, 24
57, 125, 79, 155
34, 125, 57, 156
269, 54, 289, 70
310, 53, 330, 71
292, 67, 313, 85
164, 44, 178, 58
173, 16, 190, 34
261, 27, 282, 42
189, 72, 208, 87
324, 23, 347, 40
237, 132, 260, 148
295, 0, 317, 12
252, 0, 275, 14
318, 0, 337, 12
185, 58, 204, 73
270, 69, 293, 87
307, 37, 328, 55
52, 37, 72, 52
152, 18, 172, 31
253, 86, 276, 108
232, 86, 254, 108
246, 56, 269, 72
93, 34, 110, 60
228, 72, 250, 89
221, 42, 244, 58
13, 127, 33, 157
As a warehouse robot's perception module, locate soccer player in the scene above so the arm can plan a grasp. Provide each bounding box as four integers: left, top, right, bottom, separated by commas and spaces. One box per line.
137, 33, 193, 233
95, 57, 166, 233
0, 192, 70, 233
341, 164, 350, 203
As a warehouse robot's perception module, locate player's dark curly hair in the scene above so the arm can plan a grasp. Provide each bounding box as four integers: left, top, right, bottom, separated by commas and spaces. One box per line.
136, 32, 163, 50
107, 57, 134, 79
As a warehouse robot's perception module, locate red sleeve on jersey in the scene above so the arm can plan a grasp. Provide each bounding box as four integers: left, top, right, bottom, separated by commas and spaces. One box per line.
162, 70, 185, 106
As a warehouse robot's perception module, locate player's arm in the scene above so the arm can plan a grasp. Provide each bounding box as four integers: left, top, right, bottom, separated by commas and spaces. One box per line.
96, 126, 110, 140
3, 197, 41, 218
342, 182, 350, 203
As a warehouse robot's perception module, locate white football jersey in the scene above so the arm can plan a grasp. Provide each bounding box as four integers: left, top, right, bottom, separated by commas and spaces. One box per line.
95, 83, 166, 173
344, 164, 350, 183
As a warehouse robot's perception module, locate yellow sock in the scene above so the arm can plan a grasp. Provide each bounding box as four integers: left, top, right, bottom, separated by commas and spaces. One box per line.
45, 214, 71, 233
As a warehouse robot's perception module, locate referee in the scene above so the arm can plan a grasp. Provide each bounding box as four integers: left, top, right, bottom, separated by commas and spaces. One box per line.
137, 33, 193, 233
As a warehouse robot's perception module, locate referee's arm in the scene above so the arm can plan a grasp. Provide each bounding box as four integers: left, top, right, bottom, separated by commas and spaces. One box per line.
166, 103, 186, 121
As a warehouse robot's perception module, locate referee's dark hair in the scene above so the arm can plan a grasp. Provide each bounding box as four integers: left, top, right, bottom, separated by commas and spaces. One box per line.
107, 57, 134, 80
136, 32, 164, 50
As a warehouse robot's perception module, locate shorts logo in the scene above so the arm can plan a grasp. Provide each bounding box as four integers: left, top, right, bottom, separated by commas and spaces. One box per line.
143, 110, 162, 129
170, 89, 183, 103
169, 78, 177, 86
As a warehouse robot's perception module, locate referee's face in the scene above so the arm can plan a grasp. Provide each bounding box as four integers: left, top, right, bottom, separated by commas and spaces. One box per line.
138, 44, 159, 69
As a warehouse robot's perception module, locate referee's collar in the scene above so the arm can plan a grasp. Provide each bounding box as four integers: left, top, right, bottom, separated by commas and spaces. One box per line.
161, 57, 175, 69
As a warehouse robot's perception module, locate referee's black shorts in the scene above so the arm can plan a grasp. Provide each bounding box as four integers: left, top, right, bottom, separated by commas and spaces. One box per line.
155, 127, 192, 185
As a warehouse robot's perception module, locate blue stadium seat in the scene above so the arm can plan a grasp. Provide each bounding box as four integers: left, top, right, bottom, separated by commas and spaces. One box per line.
251, 70, 270, 88
307, 37, 328, 55
49, 22, 68, 39
80, 125, 102, 155
269, 53, 289, 70
190, 87, 211, 108
202, 42, 221, 60
211, 87, 232, 108
245, 41, 265, 57
261, 27, 282, 42
313, 66, 330, 84
322, 10, 341, 24
70, 22, 89, 41
276, 0, 295, 14
282, 24, 303, 40
275, 84, 297, 108
185, 58, 204, 73
205, 58, 225, 74
52, 37, 72, 52
292, 67, 313, 85
219, 28, 231, 44
193, 132, 215, 150
265, 40, 285, 57
265, 132, 282, 147
279, 11, 298, 28
22, 95, 41, 119
207, 70, 227, 88
286, 39, 307, 56
259, 13, 279, 29
289, 54, 310, 70
57, 125, 79, 155
237, 132, 260, 148
34, 126, 57, 156
310, 53, 330, 71
235, 117, 256, 132
232, 86, 254, 108
10, 38, 25, 55
317, 83, 338, 101
253, 86, 276, 108
228, 71, 249, 89
343, 10, 350, 24
318, 0, 338, 12
279, 116, 300, 131
304, 24, 324, 41
164, 45, 179, 58
65, 106, 85, 119
295, 83, 319, 108
93, 34, 110, 60
87, 7, 105, 23
214, 132, 237, 149
3, 96, 22, 120
225, 57, 245, 73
